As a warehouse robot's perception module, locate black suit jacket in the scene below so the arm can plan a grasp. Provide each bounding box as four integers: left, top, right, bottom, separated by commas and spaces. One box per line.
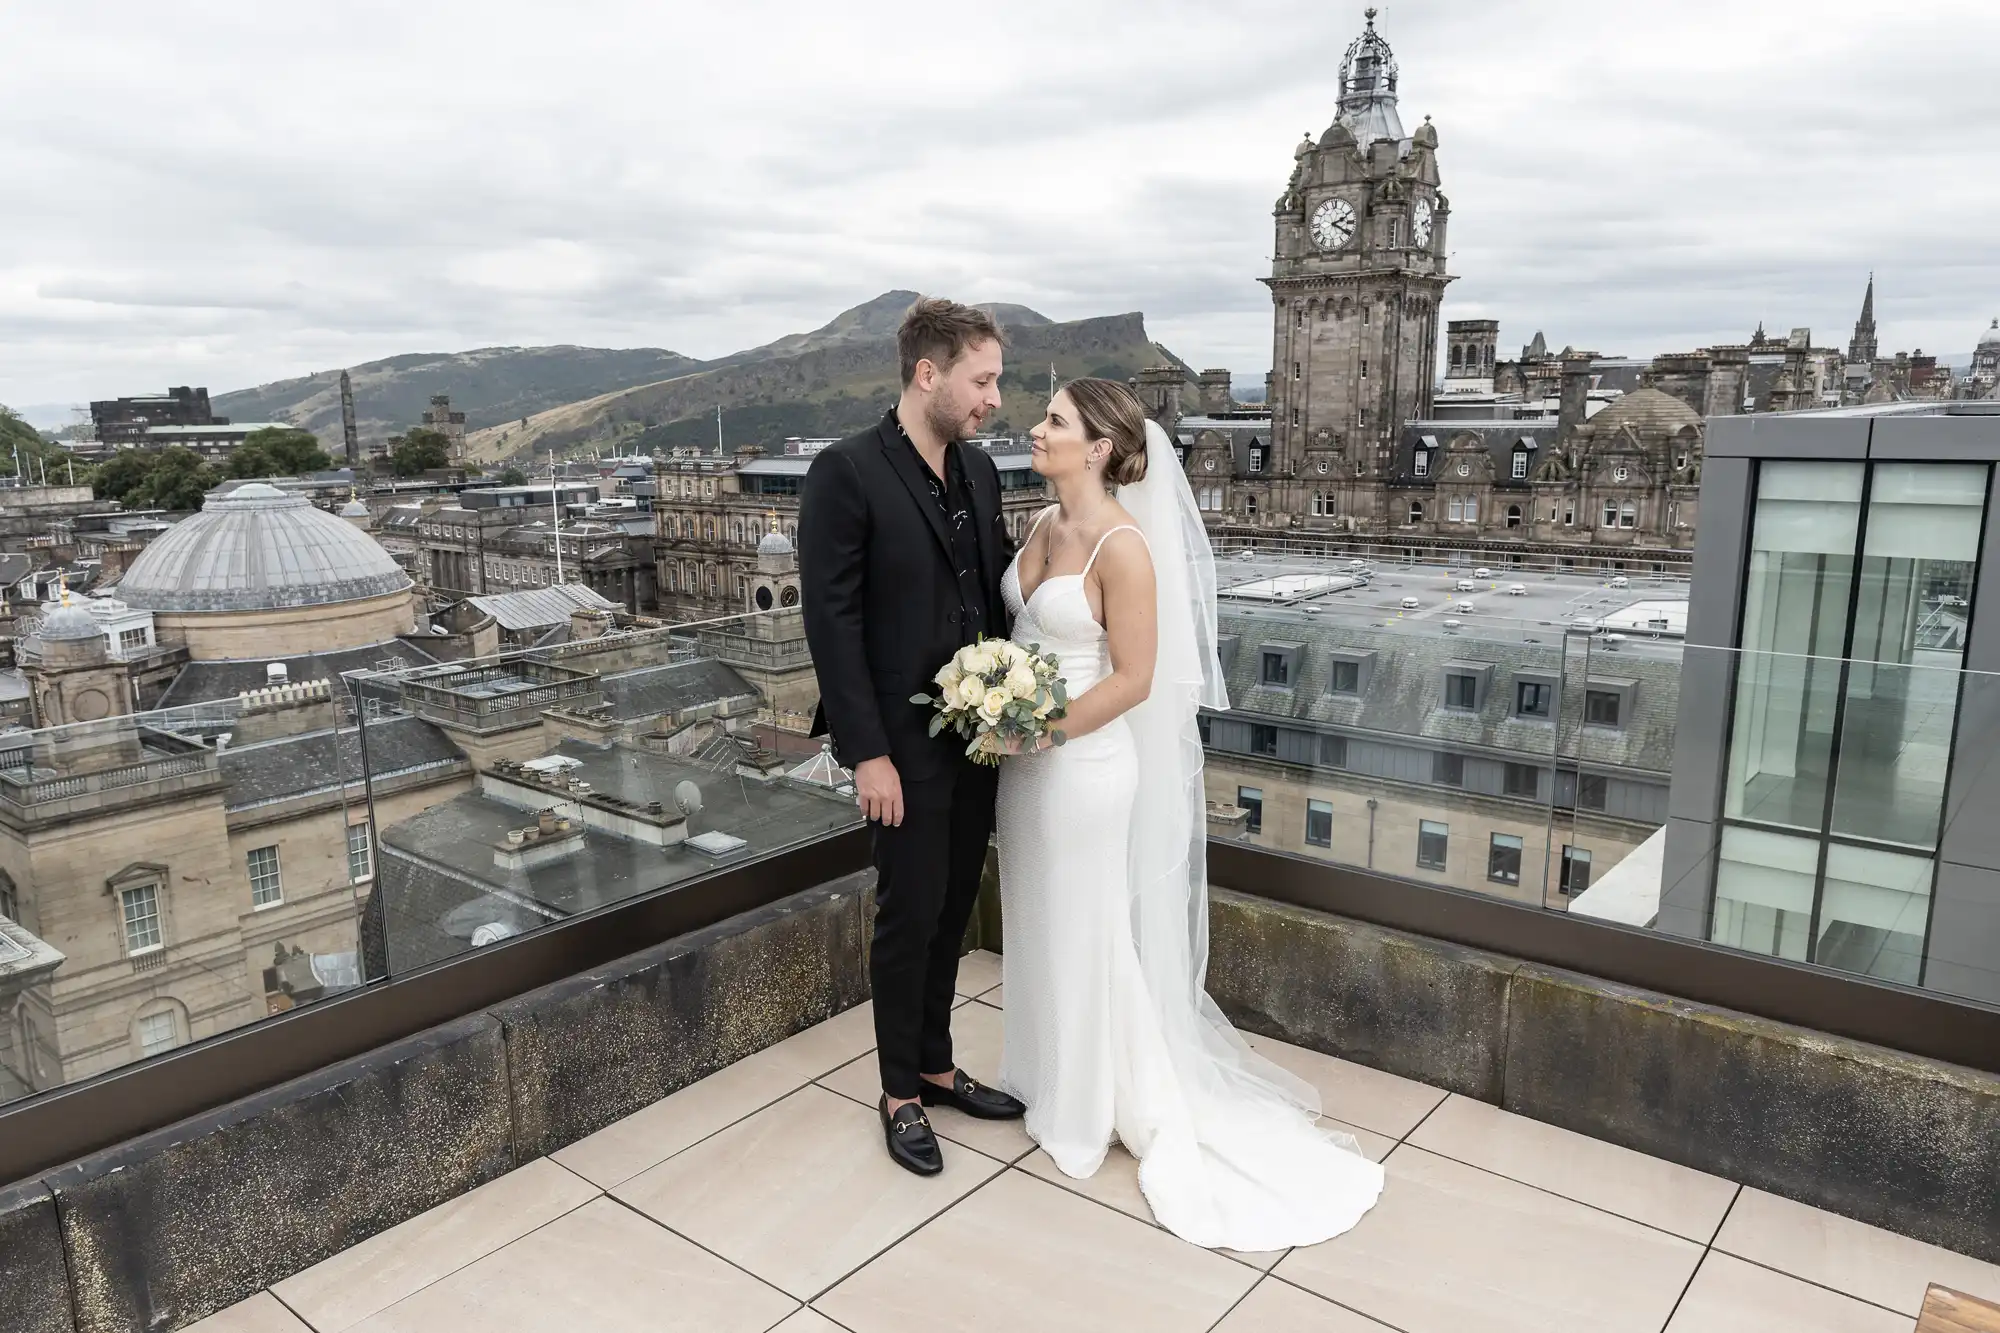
799, 411, 1015, 781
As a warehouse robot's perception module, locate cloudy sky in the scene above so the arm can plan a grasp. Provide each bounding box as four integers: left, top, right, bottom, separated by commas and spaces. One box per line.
3, 0, 1997, 415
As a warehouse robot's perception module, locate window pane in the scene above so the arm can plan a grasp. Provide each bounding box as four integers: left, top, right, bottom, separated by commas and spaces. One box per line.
1251, 725, 1278, 756
1828, 463, 1987, 849
1813, 842, 1932, 984
122, 885, 161, 953
1488, 833, 1523, 885
1319, 734, 1348, 768
347, 822, 373, 882
1578, 775, 1608, 810
1504, 763, 1538, 797
137, 1012, 178, 1057
1305, 800, 1333, 848
1445, 675, 1476, 709
1417, 820, 1448, 871
1723, 462, 1864, 832
1433, 752, 1463, 786
1237, 786, 1263, 833
1261, 652, 1289, 686
1710, 826, 1815, 961
1517, 682, 1549, 717
248, 846, 283, 907
1560, 846, 1593, 896
1330, 662, 1359, 693
1585, 691, 1621, 727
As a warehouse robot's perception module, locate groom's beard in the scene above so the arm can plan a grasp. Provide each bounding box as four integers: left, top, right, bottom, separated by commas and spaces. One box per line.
926, 394, 978, 445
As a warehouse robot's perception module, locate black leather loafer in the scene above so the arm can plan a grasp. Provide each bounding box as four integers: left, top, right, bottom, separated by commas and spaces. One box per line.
919, 1070, 1026, 1121
880, 1097, 944, 1176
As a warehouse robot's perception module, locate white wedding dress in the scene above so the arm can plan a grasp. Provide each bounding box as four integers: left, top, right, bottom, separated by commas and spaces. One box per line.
993, 456, 1385, 1253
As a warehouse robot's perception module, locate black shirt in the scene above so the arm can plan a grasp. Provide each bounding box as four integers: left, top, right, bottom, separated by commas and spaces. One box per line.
893, 414, 994, 641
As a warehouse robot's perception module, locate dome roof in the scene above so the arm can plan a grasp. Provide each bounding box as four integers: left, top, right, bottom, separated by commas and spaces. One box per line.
1583, 388, 1704, 438
1978, 318, 1999, 348
757, 528, 794, 557
117, 482, 411, 614
36, 601, 101, 642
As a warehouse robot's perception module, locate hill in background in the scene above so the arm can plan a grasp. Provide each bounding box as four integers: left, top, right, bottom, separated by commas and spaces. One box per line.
211, 345, 704, 444
208, 292, 1196, 464
464, 296, 1191, 463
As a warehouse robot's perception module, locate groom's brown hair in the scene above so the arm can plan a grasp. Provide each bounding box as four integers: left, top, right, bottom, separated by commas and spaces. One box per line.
898, 297, 1006, 387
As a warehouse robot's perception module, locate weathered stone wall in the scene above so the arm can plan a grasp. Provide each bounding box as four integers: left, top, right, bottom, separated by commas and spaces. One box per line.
1204, 888, 2000, 1265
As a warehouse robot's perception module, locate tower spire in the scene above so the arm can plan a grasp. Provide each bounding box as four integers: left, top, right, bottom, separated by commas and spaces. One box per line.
1849, 272, 1879, 364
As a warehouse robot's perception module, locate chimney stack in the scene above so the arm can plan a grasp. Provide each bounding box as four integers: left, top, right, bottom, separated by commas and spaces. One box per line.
1556, 357, 1593, 445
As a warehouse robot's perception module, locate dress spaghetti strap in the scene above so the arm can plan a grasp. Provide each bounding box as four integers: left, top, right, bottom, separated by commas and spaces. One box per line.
1081, 525, 1146, 579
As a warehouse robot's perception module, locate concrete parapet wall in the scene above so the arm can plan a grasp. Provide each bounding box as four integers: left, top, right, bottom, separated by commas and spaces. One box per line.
3, 872, 872, 1333
1203, 888, 2000, 1266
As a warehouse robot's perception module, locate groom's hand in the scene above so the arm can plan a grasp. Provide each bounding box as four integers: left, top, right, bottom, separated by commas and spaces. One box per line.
854, 756, 904, 827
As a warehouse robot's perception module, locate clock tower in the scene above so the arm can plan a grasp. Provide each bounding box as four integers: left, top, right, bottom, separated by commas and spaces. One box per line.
1263, 8, 1452, 531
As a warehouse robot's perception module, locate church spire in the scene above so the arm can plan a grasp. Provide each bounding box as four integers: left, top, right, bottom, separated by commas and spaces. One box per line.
1849, 272, 1879, 364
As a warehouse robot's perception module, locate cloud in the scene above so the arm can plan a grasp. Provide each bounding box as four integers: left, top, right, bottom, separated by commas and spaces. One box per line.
1, 0, 1995, 405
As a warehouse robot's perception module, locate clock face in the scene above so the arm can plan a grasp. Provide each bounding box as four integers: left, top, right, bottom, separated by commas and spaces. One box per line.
1310, 197, 1356, 252
1411, 199, 1433, 249
1203, 457, 1216, 472
1316, 458, 1330, 474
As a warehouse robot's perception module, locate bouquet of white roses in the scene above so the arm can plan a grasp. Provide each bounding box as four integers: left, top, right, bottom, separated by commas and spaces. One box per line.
911, 635, 1069, 767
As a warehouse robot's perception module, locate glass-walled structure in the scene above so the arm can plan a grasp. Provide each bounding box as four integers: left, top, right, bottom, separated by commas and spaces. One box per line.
1661, 405, 2000, 1001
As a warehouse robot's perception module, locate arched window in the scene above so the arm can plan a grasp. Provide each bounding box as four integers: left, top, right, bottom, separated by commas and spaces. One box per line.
1621, 502, 1638, 529
1603, 500, 1620, 528
1309, 492, 1323, 516
1451, 345, 1464, 370
665, 566, 677, 592
1408, 501, 1425, 524
730, 521, 742, 545
785, 522, 797, 541
1506, 504, 1523, 529
704, 520, 716, 543
131, 997, 189, 1060
1484, 345, 1494, 369
1245, 494, 1258, 517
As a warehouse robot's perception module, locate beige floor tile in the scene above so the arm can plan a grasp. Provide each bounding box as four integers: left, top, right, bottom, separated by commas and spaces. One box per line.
554, 1040, 814, 1187
183, 1292, 311, 1333
1665, 1252, 1910, 1333
762, 1000, 883, 1082
1212, 1279, 1398, 1331
979, 984, 1003, 1008
1408, 1094, 1738, 1241
1020, 1144, 1153, 1224
955, 949, 1003, 998
1714, 1187, 2000, 1317
1242, 1034, 1448, 1139
817, 1001, 1036, 1163
1276, 1146, 1700, 1333
273, 1156, 599, 1332
350, 1196, 796, 1333
818, 1169, 1257, 1333
614, 1084, 1002, 1300
774, 1310, 848, 1332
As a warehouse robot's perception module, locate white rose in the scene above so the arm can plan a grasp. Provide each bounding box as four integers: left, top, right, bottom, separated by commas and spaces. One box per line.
956, 643, 989, 674
934, 660, 963, 691
955, 675, 987, 708
964, 644, 998, 678
980, 687, 1010, 722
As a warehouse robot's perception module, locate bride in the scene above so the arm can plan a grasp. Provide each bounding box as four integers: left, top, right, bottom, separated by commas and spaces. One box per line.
987, 378, 1384, 1253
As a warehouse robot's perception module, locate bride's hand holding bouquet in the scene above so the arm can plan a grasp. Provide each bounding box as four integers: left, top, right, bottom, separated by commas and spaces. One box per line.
911, 636, 1068, 767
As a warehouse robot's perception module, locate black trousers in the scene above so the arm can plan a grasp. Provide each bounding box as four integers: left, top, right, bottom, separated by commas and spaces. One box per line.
869, 759, 997, 1099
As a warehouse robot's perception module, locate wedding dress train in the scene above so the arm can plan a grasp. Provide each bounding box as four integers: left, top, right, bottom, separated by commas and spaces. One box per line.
994, 519, 1384, 1253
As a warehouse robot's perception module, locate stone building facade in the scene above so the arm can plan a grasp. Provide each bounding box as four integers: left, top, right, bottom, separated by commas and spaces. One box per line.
651, 443, 1048, 623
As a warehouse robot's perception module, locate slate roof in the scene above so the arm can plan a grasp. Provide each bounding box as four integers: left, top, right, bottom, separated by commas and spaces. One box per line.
219, 714, 466, 811
1391, 421, 1557, 488
596, 658, 760, 720
467, 583, 617, 632
155, 639, 441, 708
1217, 611, 1679, 773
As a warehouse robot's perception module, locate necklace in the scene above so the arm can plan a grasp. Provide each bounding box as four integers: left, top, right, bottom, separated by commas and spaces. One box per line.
1039, 516, 1078, 572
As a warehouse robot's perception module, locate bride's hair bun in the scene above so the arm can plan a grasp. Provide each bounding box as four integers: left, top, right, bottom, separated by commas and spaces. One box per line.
1062, 377, 1150, 487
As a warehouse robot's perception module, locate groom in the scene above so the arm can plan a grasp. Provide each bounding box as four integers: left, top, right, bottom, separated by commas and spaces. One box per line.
798, 296, 1028, 1176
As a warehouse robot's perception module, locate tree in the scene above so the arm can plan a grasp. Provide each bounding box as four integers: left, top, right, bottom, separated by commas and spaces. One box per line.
494, 465, 528, 486
388, 427, 451, 477
92, 447, 218, 511
227, 427, 330, 479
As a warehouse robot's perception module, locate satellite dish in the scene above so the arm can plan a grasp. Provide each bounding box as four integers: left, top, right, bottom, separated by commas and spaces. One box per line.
674, 781, 704, 818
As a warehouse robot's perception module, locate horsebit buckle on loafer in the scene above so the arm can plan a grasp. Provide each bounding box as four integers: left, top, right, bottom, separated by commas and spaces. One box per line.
895, 1114, 931, 1134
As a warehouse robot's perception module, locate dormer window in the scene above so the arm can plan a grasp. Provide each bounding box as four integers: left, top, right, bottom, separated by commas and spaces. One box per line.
1414, 450, 1429, 478
1511, 450, 1529, 480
